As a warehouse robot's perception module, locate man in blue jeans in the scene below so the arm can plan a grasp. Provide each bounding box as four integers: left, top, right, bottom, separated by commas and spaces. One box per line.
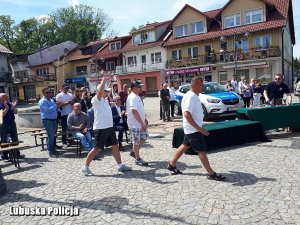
56, 84, 74, 147
39, 87, 61, 157
67, 103, 92, 152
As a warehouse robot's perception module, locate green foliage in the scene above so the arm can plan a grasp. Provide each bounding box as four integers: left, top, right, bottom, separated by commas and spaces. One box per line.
0, 4, 112, 54
294, 57, 300, 75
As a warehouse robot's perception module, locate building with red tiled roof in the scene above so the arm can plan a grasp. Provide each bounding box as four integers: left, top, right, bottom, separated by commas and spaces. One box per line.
54, 40, 106, 91
163, 0, 295, 92
89, 35, 131, 91
112, 21, 171, 94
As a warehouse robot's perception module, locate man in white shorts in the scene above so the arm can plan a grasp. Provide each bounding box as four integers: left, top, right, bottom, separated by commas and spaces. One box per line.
81, 71, 131, 175
126, 80, 149, 166
167, 77, 225, 181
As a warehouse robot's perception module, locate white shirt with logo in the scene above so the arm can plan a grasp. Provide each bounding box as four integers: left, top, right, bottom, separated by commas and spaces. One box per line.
126, 93, 145, 129
181, 91, 203, 134
56, 92, 73, 116
92, 96, 113, 129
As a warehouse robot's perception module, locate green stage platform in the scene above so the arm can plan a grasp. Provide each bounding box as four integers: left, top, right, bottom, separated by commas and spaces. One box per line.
172, 120, 268, 154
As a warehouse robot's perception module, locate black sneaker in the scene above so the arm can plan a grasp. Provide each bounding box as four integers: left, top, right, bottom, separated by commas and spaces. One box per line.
129, 151, 136, 158
207, 172, 226, 181
135, 158, 148, 166
167, 163, 182, 175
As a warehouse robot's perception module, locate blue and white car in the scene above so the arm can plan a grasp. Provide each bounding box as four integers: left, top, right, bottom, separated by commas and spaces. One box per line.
174, 82, 243, 120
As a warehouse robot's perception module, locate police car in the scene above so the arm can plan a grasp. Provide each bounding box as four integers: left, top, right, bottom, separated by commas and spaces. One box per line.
174, 82, 243, 120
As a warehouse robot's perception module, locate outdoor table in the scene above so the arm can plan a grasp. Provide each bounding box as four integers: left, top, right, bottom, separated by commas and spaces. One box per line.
172, 120, 267, 155
236, 104, 300, 131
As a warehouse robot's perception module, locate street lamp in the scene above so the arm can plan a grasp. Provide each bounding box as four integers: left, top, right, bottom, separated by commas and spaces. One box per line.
220, 32, 251, 75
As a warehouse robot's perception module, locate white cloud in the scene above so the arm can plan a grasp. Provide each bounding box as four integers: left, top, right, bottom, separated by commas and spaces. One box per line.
69, 0, 80, 6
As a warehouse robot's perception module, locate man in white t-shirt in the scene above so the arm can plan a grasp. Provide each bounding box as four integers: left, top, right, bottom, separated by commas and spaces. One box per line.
231, 75, 239, 94
81, 71, 131, 176
168, 83, 176, 117
167, 77, 225, 181
126, 80, 149, 166
56, 84, 74, 146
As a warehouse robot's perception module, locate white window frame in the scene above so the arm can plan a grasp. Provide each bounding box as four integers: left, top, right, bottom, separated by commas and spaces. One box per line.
190, 21, 204, 34
224, 13, 241, 28
127, 56, 137, 66
151, 52, 162, 64
187, 47, 199, 59
172, 49, 182, 61
245, 8, 263, 24
109, 41, 121, 50
219, 72, 228, 85
255, 35, 272, 49
106, 61, 115, 71
234, 39, 249, 51
175, 24, 188, 38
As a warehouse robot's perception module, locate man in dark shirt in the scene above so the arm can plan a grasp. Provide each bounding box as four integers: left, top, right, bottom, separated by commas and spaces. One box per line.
0, 93, 23, 160
119, 84, 128, 106
263, 74, 292, 105
160, 83, 171, 121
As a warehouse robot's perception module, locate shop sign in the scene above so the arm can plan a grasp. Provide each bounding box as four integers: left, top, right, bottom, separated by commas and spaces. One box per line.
166, 66, 211, 75
65, 77, 86, 84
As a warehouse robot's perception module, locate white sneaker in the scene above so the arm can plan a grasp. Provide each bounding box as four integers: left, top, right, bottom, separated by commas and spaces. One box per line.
118, 164, 132, 173
82, 166, 93, 176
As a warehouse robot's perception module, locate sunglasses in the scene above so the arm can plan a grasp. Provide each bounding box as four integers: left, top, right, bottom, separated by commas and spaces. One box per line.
45, 92, 53, 94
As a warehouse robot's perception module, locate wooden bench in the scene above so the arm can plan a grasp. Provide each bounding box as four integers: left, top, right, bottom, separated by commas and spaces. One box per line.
0, 141, 30, 169
39, 134, 82, 155
31, 131, 47, 146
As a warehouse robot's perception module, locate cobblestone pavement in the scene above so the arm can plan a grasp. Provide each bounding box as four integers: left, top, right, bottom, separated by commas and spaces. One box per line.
1, 97, 300, 225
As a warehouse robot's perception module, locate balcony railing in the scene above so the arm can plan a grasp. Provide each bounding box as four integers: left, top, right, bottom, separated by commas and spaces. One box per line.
16, 73, 56, 82
115, 61, 166, 75
13, 74, 35, 83
167, 46, 281, 69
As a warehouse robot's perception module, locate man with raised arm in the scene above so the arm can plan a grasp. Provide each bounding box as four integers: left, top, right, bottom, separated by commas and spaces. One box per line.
81, 71, 131, 176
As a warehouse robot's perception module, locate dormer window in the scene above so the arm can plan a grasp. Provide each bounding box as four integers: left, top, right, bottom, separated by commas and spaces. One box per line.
224, 13, 241, 28
190, 21, 204, 34
175, 24, 188, 38
133, 31, 155, 45
245, 9, 263, 24
110, 41, 121, 50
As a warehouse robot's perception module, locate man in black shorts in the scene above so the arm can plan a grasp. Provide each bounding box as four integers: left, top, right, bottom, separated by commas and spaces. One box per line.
81, 71, 131, 175
167, 77, 225, 181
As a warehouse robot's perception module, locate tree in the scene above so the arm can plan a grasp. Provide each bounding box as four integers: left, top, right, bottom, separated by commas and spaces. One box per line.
0, 15, 15, 51
130, 25, 145, 33
294, 57, 300, 76
51, 4, 112, 45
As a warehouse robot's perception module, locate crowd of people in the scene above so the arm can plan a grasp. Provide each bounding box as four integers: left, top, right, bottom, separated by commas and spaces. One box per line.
0, 71, 296, 182
225, 74, 292, 107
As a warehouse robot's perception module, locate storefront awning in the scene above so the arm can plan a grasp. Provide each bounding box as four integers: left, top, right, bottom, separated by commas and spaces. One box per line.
165, 66, 211, 75
223, 62, 268, 69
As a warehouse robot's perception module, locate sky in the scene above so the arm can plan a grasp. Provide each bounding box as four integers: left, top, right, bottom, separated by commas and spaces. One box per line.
0, 0, 299, 57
